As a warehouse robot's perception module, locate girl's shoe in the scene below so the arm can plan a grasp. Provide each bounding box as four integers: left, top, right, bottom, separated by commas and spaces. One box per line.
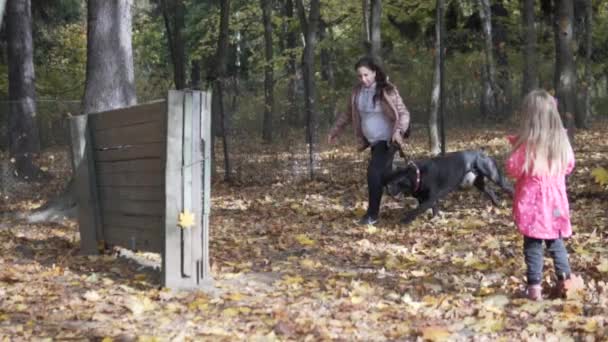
526, 284, 542, 301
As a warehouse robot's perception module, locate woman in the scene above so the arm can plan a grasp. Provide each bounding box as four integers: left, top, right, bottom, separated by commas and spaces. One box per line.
327, 56, 411, 225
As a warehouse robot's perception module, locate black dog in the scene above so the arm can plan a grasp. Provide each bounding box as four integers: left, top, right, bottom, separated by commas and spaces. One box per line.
385, 150, 513, 224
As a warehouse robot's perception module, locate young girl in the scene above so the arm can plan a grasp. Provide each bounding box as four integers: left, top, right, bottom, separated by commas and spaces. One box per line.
506, 89, 575, 300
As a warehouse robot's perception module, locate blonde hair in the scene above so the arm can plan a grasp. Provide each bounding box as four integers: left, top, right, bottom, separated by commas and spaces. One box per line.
515, 89, 572, 176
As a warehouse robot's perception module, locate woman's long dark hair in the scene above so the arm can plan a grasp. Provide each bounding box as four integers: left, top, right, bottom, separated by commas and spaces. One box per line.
354, 56, 394, 105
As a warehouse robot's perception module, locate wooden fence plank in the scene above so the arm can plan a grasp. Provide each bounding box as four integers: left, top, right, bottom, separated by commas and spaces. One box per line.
94, 143, 164, 162
164, 90, 185, 288
201, 91, 212, 280
89, 101, 166, 130
97, 172, 164, 187
96, 159, 163, 174
70, 114, 102, 254
190, 91, 203, 284
93, 120, 165, 148
181, 91, 193, 279
98, 186, 164, 201
102, 198, 164, 216
104, 225, 162, 253
102, 214, 164, 231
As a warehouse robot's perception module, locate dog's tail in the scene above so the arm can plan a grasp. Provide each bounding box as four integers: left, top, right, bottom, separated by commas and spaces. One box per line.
475, 153, 514, 195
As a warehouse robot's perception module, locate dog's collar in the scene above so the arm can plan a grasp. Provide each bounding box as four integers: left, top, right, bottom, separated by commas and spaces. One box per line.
408, 161, 421, 193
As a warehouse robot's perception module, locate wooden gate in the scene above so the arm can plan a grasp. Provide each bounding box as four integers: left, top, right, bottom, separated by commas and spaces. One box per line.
70, 90, 212, 289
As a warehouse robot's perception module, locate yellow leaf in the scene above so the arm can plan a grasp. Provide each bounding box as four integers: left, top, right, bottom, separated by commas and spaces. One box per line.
295, 234, 315, 246
411, 270, 426, 277
83, 290, 101, 302
591, 167, 608, 186
421, 326, 451, 342
299, 258, 318, 269
178, 210, 196, 228
101, 338, 113, 342
134, 274, 147, 281
227, 292, 244, 301
596, 258, 608, 273
125, 296, 156, 316
350, 295, 364, 304
238, 307, 252, 314
564, 274, 585, 300
582, 319, 598, 333
222, 307, 240, 317
282, 275, 304, 285
365, 225, 378, 234
354, 207, 367, 217
562, 302, 583, 315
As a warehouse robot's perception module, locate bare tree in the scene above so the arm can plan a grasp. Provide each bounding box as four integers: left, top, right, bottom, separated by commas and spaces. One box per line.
554, 0, 577, 138
7, 0, 43, 180
83, 0, 137, 113
296, 0, 320, 180
319, 19, 337, 121
282, 0, 300, 127
579, 0, 592, 128
522, 0, 538, 96
428, 0, 445, 156
478, 0, 501, 119
25, 0, 137, 222
212, 0, 232, 182
362, 0, 370, 50
369, 0, 381, 60
0, 0, 6, 27
161, 0, 187, 90
261, 0, 275, 143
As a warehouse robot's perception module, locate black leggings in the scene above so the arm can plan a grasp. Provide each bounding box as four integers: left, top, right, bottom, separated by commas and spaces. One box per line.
366, 142, 397, 218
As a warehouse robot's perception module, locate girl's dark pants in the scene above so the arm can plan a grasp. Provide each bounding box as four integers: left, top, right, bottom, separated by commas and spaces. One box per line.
366, 142, 397, 219
523, 236, 571, 285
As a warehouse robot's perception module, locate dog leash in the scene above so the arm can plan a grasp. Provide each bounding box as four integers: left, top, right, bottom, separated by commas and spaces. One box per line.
392, 141, 420, 193
407, 160, 421, 193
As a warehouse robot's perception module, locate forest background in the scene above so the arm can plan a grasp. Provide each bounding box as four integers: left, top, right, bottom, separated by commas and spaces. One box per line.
0, 0, 607, 340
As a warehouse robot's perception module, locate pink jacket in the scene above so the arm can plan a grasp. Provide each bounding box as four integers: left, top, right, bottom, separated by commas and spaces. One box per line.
329, 83, 410, 151
505, 136, 575, 239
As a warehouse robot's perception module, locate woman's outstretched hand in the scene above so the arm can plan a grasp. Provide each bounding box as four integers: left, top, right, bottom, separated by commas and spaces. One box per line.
391, 130, 404, 147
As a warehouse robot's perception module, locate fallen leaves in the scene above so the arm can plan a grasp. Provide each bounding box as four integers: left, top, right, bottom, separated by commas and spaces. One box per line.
1, 124, 607, 340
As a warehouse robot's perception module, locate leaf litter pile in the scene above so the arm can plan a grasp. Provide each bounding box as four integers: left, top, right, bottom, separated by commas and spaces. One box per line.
0, 123, 607, 341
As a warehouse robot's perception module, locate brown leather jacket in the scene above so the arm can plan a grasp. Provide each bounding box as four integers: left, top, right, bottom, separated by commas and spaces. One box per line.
329, 82, 410, 151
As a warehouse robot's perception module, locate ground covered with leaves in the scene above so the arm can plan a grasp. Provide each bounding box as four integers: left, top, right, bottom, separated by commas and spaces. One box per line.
0, 123, 607, 341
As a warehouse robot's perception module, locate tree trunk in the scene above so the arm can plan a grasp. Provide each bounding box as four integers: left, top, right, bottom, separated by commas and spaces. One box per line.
362, 0, 370, 52
24, 0, 137, 222
261, 0, 274, 143
283, 0, 299, 127
161, 0, 186, 90
579, 0, 592, 128
428, 0, 443, 156
7, 0, 42, 180
554, 0, 577, 138
0, 0, 7, 28
296, 0, 320, 181
369, 0, 382, 61
215, 0, 232, 182
493, 4, 512, 115
522, 0, 538, 96
319, 20, 337, 122
191, 59, 201, 89
478, 0, 500, 119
